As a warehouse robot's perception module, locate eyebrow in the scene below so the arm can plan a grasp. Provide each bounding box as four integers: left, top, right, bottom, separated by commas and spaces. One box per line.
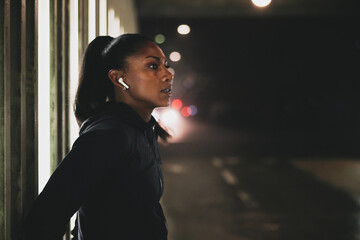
145, 56, 161, 61
144, 56, 169, 65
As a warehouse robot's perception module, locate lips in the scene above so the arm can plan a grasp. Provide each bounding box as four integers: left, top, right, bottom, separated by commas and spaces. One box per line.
160, 87, 172, 94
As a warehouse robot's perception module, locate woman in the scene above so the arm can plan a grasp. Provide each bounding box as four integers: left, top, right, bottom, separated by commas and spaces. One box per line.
23, 34, 174, 240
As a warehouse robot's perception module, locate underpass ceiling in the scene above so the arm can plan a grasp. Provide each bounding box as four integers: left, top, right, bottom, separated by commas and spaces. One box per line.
135, 0, 360, 17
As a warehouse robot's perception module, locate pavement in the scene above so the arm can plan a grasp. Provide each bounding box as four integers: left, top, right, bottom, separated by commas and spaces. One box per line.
159, 119, 360, 240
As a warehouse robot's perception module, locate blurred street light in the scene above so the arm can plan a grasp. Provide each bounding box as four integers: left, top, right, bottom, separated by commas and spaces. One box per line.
177, 24, 191, 35
155, 34, 166, 44
170, 51, 181, 62
252, 0, 271, 7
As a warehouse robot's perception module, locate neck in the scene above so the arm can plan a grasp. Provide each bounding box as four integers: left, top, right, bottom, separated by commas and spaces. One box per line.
114, 90, 153, 122
130, 104, 153, 122
116, 100, 153, 122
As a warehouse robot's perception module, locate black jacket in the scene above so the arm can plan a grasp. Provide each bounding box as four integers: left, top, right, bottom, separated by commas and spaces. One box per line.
23, 103, 168, 240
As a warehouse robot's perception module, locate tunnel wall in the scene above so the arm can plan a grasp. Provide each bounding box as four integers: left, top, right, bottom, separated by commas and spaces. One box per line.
0, 1, 138, 240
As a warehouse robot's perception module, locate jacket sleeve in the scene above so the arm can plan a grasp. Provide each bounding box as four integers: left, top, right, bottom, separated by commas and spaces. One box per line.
23, 130, 130, 240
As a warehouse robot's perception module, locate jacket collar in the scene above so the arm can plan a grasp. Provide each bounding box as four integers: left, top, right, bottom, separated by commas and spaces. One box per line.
79, 102, 157, 134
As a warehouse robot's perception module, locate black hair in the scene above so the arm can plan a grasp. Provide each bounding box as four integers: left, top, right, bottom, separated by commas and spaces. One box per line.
74, 33, 170, 142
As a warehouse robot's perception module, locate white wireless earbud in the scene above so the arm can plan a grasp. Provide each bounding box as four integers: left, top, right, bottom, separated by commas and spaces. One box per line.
117, 77, 129, 89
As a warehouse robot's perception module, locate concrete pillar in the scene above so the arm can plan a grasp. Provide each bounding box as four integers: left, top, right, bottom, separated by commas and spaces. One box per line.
0, 0, 37, 239
50, 0, 71, 172
0, 1, 139, 239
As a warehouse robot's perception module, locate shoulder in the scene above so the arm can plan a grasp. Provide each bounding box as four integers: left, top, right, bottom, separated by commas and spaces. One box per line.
80, 115, 136, 135
73, 118, 138, 157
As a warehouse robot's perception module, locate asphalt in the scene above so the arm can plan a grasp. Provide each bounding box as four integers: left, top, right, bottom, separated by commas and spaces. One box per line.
159, 119, 360, 240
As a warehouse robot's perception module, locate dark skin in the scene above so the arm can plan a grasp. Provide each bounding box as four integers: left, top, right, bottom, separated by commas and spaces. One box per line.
108, 42, 174, 122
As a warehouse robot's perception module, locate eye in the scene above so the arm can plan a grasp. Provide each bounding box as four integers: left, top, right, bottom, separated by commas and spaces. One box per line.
149, 63, 158, 70
165, 61, 170, 68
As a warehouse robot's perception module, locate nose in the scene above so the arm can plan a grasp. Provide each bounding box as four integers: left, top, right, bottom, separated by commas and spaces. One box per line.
163, 68, 174, 82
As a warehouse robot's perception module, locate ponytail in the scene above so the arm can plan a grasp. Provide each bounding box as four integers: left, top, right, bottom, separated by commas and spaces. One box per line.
74, 36, 114, 125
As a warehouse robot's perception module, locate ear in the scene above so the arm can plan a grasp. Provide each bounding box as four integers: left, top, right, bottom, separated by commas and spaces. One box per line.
108, 69, 125, 86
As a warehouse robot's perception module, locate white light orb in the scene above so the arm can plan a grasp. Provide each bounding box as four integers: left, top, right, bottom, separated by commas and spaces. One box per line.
169, 52, 181, 62
161, 109, 181, 126
252, 0, 271, 7
177, 24, 191, 35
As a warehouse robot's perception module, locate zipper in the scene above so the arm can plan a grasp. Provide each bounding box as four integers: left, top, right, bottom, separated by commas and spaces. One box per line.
145, 127, 164, 196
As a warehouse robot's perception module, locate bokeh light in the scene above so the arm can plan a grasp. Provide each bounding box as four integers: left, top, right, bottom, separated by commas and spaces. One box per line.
177, 24, 191, 35
169, 51, 181, 62
167, 67, 175, 76
155, 34, 166, 44
161, 108, 181, 126
183, 77, 195, 89
252, 0, 271, 7
189, 105, 198, 116
172, 99, 183, 110
181, 106, 192, 117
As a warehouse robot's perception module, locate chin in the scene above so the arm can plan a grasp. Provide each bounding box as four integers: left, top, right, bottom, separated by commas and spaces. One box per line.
158, 101, 170, 108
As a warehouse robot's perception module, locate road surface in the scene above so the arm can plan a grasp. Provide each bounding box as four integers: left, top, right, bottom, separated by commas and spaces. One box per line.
159, 119, 360, 240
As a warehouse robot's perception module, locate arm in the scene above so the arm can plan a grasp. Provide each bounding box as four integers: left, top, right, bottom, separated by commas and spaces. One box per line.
23, 130, 128, 240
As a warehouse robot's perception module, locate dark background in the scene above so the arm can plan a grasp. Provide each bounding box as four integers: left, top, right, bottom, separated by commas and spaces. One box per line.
136, 3, 360, 239
138, 4, 360, 156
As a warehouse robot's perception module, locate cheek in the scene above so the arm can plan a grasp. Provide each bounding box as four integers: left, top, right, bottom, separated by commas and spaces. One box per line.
127, 71, 160, 98
131, 79, 157, 97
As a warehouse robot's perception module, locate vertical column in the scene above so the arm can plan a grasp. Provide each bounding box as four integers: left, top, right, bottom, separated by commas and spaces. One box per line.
62, 0, 70, 158
78, 0, 89, 59
1, 0, 37, 239
95, 0, 100, 36
50, 0, 70, 171
98, 0, 107, 35
61, 4, 71, 240
4, 0, 22, 239
50, 1, 71, 239
20, 0, 37, 229
49, 0, 58, 171
0, 1, 5, 239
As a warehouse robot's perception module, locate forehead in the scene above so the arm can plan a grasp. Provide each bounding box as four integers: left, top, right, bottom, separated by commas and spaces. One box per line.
133, 42, 166, 59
